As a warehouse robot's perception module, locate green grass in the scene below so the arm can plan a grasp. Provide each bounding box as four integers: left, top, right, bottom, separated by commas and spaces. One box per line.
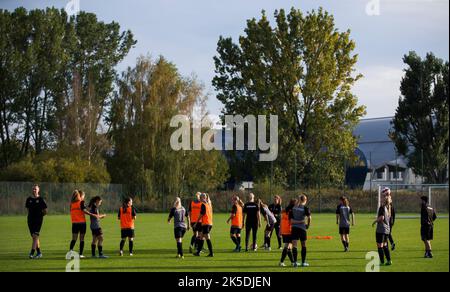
0, 213, 448, 272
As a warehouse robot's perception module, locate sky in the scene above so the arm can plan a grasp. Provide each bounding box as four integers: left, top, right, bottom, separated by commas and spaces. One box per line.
1, 0, 449, 122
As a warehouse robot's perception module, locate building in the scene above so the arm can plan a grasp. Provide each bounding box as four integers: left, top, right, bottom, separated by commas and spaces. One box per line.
352, 117, 423, 190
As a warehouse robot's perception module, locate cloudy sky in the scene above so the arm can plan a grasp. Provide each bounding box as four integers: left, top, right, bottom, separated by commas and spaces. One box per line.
1, 0, 449, 121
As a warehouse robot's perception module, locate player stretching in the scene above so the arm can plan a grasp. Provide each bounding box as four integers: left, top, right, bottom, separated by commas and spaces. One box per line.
260, 200, 277, 251
243, 193, 261, 252
336, 196, 355, 252
119, 197, 137, 256
188, 192, 202, 253
88, 196, 107, 258
227, 195, 244, 252
290, 195, 311, 267
372, 196, 393, 266
268, 195, 282, 249
168, 197, 190, 259
420, 196, 437, 258
279, 199, 296, 267
26, 185, 47, 259
194, 193, 214, 257
69, 190, 98, 258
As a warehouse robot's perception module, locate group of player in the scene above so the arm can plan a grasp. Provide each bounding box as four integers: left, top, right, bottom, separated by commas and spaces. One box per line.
25, 184, 437, 267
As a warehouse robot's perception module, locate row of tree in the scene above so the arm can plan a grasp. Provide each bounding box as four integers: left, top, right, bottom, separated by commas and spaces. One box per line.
0, 7, 447, 197
0, 8, 229, 197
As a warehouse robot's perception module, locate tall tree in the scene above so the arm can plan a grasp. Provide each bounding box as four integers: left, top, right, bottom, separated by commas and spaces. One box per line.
213, 8, 365, 187
390, 52, 449, 183
108, 55, 228, 198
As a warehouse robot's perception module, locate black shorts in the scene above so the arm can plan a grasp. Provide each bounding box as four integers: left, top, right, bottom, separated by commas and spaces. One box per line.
28, 218, 43, 236
91, 228, 103, 237
121, 228, 135, 238
376, 232, 388, 244
339, 227, 350, 235
282, 235, 292, 244
230, 227, 242, 235
191, 222, 202, 232
174, 227, 187, 239
201, 225, 212, 235
291, 227, 307, 242
421, 226, 434, 241
72, 223, 87, 234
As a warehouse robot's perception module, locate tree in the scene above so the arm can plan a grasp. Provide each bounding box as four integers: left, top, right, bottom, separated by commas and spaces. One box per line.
213, 8, 365, 187
390, 52, 449, 183
107, 55, 228, 198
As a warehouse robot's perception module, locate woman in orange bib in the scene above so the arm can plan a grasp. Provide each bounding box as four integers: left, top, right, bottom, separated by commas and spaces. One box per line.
69, 190, 98, 258
227, 195, 244, 252
279, 199, 297, 267
118, 197, 137, 256
193, 193, 214, 257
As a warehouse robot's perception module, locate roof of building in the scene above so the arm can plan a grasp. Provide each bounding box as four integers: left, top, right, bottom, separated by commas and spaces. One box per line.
353, 117, 406, 169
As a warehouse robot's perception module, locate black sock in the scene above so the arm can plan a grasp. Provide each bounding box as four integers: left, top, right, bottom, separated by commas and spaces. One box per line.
346, 241, 349, 248
301, 247, 307, 264
36, 248, 41, 254
231, 236, 238, 246
190, 235, 196, 247
177, 242, 182, 256
292, 247, 298, 263
30, 249, 35, 256
383, 246, 391, 261
120, 239, 125, 251
287, 249, 294, 263
70, 240, 76, 250
277, 236, 282, 248
91, 244, 96, 257
98, 245, 103, 256
377, 247, 385, 264
280, 247, 288, 262
342, 241, 346, 248
266, 236, 271, 248
237, 236, 241, 247
79, 241, 84, 255
206, 239, 213, 255
197, 239, 204, 253
129, 240, 134, 254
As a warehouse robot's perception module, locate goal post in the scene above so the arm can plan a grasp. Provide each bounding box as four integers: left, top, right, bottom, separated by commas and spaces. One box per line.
376, 183, 449, 216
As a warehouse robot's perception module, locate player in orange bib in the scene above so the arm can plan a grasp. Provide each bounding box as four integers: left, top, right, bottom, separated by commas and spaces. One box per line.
188, 192, 202, 253
279, 199, 297, 267
118, 197, 137, 256
69, 190, 98, 258
193, 193, 214, 257
226, 195, 244, 252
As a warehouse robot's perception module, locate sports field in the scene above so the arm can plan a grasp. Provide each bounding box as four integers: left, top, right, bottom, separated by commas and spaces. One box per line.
0, 213, 448, 272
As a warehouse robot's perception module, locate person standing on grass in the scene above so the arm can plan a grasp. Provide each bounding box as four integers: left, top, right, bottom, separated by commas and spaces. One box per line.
188, 192, 202, 253
269, 195, 283, 249
243, 193, 261, 252
226, 195, 244, 252
88, 196, 107, 258
372, 195, 393, 266
70, 190, 98, 258
118, 197, 137, 256
26, 184, 47, 259
420, 196, 437, 258
336, 196, 355, 252
260, 200, 277, 251
194, 193, 214, 257
290, 194, 311, 267
168, 197, 190, 259
279, 199, 296, 267
382, 187, 396, 250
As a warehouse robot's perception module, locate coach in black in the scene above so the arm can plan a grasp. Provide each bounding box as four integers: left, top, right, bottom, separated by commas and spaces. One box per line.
25, 184, 47, 259
420, 196, 437, 258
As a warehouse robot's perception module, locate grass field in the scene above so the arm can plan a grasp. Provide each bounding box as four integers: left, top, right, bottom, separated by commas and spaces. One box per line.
0, 213, 448, 272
